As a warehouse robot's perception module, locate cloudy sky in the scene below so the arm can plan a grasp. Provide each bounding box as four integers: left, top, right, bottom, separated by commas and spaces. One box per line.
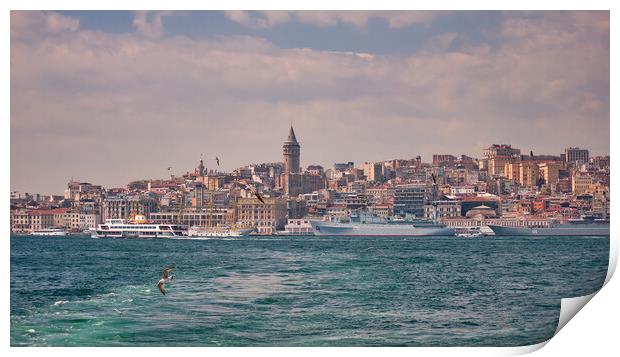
11, 10, 609, 194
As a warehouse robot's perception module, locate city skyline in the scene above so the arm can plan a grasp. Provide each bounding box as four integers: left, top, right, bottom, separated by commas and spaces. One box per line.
11, 11, 610, 194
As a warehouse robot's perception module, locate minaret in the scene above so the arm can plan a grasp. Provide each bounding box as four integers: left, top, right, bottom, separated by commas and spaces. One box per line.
198, 157, 205, 176
283, 126, 300, 173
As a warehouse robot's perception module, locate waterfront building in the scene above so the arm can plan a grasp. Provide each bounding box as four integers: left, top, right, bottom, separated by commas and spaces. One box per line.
79, 213, 100, 230
148, 208, 233, 227
234, 197, 287, 234
30, 210, 55, 231
423, 200, 461, 220
64, 211, 80, 230
442, 216, 553, 229
48, 209, 66, 226
11, 210, 55, 232
62, 211, 99, 231
10, 210, 31, 232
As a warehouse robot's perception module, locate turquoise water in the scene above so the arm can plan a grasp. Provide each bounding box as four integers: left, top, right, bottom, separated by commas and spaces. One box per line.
11, 235, 608, 346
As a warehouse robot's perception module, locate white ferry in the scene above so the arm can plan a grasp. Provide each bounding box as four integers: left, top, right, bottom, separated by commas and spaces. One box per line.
91, 216, 187, 239
187, 226, 254, 238
30, 228, 68, 236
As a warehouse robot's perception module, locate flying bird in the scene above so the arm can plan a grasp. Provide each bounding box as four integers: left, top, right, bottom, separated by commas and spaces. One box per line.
215, 157, 220, 166
254, 191, 265, 204
237, 180, 266, 204
157, 265, 175, 295
167, 166, 172, 171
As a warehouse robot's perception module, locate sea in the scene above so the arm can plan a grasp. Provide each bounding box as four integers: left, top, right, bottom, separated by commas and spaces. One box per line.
10, 234, 609, 347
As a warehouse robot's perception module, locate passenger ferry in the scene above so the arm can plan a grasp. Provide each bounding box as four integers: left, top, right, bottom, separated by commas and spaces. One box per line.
30, 228, 68, 236
91, 215, 187, 239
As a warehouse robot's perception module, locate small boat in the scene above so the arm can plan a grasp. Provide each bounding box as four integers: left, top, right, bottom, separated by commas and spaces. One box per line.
454, 227, 483, 238
455, 232, 483, 238
30, 228, 68, 236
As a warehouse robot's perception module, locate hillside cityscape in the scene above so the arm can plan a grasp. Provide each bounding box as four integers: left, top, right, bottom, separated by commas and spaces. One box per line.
10, 126, 610, 235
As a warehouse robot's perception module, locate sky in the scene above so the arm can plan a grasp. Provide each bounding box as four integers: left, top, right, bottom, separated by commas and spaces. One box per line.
10, 10, 610, 195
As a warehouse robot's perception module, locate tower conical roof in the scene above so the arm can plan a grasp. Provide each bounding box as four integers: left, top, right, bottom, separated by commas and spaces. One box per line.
287, 126, 298, 143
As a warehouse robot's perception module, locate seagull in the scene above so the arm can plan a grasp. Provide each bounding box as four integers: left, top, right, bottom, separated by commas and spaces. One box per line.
156, 265, 175, 295
215, 157, 220, 166
254, 192, 265, 204
238, 180, 265, 204
167, 166, 172, 171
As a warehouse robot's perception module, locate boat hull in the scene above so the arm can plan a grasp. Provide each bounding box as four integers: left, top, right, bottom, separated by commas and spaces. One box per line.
91, 232, 182, 239
187, 228, 254, 238
310, 221, 455, 236
29, 231, 68, 236
488, 224, 610, 236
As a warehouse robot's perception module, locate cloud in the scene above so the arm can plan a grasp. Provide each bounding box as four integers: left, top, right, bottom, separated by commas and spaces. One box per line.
296, 10, 439, 30
224, 10, 439, 30
224, 10, 291, 29
132, 11, 173, 38
10, 11, 609, 193
11, 11, 80, 40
